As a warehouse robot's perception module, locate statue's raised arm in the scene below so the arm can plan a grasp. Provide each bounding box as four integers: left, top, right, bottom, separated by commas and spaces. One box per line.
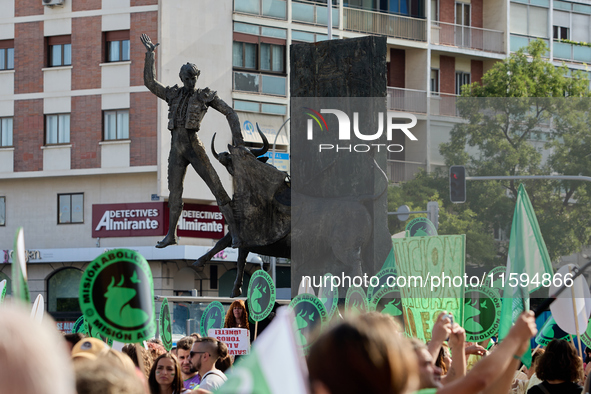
141, 34, 167, 100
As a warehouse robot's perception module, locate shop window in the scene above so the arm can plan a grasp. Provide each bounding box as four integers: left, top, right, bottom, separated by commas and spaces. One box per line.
58, 193, 83, 224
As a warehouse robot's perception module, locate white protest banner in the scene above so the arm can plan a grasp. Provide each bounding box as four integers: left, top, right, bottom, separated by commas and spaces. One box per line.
209, 328, 250, 356
31, 294, 44, 322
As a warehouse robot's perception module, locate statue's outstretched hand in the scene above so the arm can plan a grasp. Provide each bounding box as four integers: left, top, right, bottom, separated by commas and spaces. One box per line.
141, 33, 160, 53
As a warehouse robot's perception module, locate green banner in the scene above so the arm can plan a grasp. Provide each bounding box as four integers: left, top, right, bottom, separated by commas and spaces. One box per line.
79, 249, 155, 343
12, 227, 30, 304
160, 298, 173, 351
247, 270, 276, 322
392, 235, 466, 342
288, 294, 327, 355
200, 301, 224, 337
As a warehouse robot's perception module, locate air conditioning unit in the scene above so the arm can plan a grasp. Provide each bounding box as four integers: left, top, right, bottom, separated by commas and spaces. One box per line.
42, 0, 64, 6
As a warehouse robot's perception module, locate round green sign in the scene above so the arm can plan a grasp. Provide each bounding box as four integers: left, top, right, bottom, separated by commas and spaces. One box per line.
247, 270, 276, 322
84, 319, 114, 347
72, 315, 86, 334
581, 319, 591, 348
484, 266, 506, 297
345, 286, 369, 317
288, 294, 328, 355
79, 249, 155, 343
160, 298, 173, 351
201, 301, 225, 337
367, 267, 398, 302
463, 285, 501, 342
406, 217, 437, 237
536, 316, 569, 347
317, 273, 339, 319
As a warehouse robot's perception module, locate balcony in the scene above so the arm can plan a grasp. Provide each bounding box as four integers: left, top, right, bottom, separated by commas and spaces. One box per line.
553, 40, 591, 63
292, 0, 339, 26
233, 71, 287, 96
431, 22, 504, 53
387, 160, 426, 183
387, 87, 427, 114
343, 7, 426, 42
430, 93, 459, 117
234, 0, 287, 19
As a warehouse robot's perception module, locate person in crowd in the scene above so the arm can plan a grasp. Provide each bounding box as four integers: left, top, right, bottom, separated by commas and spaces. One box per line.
148, 341, 168, 362
75, 355, 146, 394
122, 342, 154, 379
177, 336, 201, 390
527, 339, 583, 394
149, 353, 187, 394
435, 343, 451, 376
172, 346, 178, 358
149, 338, 164, 346
224, 299, 249, 330
512, 348, 544, 394
191, 333, 201, 340
64, 332, 86, 353
307, 312, 418, 394
414, 311, 537, 394
0, 304, 76, 394
425, 312, 466, 386
189, 337, 229, 391
215, 352, 234, 372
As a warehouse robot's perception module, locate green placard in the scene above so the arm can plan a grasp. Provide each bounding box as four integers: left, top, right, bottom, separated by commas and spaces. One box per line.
536, 315, 570, 347
247, 270, 276, 322
463, 285, 501, 342
85, 319, 114, 347
72, 315, 86, 334
368, 267, 398, 302
580, 319, 591, 348
79, 249, 155, 343
484, 266, 506, 297
12, 227, 30, 303
317, 273, 339, 319
0, 279, 6, 303
369, 268, 404, 329
200, 301, 224, 337
160, 298, 173, 351
288, 294, 328, 355
405, 217, 438, 237
344, 286, 369, 317
392, 235, 465, 342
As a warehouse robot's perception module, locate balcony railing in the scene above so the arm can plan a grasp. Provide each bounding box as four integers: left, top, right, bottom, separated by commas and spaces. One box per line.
430, 93, 459, 117
343, 7, 426, 41
292, 0, 339, 26
387, 87, 427, 114
431, 22, 504, 53
234, 0, 287, 19
553, 40, 591, 63
387, 160, 425, 183
233, 71, 287, 96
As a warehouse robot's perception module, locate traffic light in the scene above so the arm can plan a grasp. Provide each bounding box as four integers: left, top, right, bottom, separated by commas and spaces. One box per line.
449, 165, 466, 203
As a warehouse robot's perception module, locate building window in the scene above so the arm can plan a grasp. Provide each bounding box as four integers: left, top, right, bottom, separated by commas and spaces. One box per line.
260, 43, 284, 72
47, 268, 82, 321
105, 30, 130, 62
0, 117, 12, 147
455, 72, 470, 95
0, 196, 5, 226
58, 193, 83, 224
0, 40, 14, 70
233, 41, 258, 69
232, 35, 286, 74
104, 110, 129, 140
46, 114, 70, 145
431, 0, 438, 21
431, 69, 439, 94
553, 25, 570, 40
47, 35, 71, 67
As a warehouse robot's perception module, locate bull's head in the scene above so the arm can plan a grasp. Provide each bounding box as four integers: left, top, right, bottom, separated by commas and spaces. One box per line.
211, 124, 271, 176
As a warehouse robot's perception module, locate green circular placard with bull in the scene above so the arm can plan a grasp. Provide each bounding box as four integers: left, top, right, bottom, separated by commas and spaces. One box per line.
536, 316, 569, 347
200, 301, 225, 338
79, 249, 155, 343
288, 294, 328, 355
317, 273, 339, 320
84, 319, 114, 347
463, 285, 501, 342
581, 319, 591, 348
345, 286, 369, 317
247, 270, 276, 322
484, 266, 506, 297
368, 267, 398, 302
160, 298, 173, 351
406, 217, 437, 237
72, 315, 86, 334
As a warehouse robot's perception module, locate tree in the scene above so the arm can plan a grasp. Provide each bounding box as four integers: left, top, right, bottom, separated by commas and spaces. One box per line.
436, 39, 591, 263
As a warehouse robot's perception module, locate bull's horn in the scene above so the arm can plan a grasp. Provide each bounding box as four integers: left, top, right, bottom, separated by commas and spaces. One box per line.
211, 133, 219, 160
249, 123, 269, 157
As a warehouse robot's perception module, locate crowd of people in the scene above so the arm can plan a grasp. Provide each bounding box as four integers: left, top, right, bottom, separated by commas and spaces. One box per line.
1, 302, 590, 394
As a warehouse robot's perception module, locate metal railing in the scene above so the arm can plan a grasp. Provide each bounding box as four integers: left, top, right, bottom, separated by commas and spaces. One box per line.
553, 40, 591, 63
430, 93, 459, 117
387, 160, 425, 183
292, 0, 339, 26
344, 7, 426, 41
234, 0, 287, 19
431, 22, 504, 53
233, 71, 287, 96
387, 87, 427, 113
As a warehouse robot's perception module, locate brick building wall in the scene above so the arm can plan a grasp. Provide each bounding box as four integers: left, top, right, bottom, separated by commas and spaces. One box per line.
388, 49, 405, 88
472, 0, 483, 28
15, 0, 43, 17
440, 55, 455, 94
71, 95, 101, 169
72, 0, 101, 12
72, 17, 102, 91
130, 92, 157, 166
440, 0, 454, 24
14, 22, 44, 95
14, 100, 44, 172
471, 60, 483, 85
130, 11, 158, 87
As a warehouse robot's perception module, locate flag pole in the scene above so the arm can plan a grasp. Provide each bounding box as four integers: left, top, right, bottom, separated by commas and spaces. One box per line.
569, 266, 584, 359
327, 0, 332, 40
254, 321, 259, 340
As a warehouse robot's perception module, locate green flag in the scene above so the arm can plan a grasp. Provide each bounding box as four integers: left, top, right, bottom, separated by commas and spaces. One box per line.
215, 308, 307, 394
12, 227, 30, 304
498, 184, 553, 367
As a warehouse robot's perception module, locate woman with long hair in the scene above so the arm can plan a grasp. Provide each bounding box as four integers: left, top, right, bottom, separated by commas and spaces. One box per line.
148, 353, 187, 394
224, 299, 249, 330
527, 339, 583, 394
